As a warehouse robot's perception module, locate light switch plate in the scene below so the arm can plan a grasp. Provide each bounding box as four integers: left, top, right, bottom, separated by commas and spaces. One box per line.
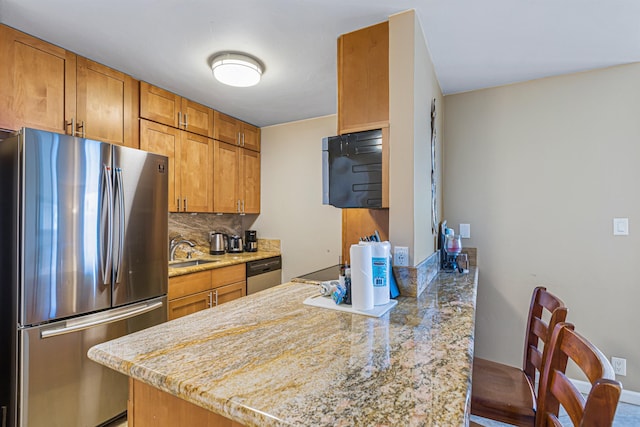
613, 218, 629, 236
459, 223, 471, 239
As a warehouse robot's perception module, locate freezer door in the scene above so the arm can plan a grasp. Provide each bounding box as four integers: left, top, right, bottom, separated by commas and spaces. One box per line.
111, 146, 168, 306
22, 129, 112, 326
18, 296, 166, 427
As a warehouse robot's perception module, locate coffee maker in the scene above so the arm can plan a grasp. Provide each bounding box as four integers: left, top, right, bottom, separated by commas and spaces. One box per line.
245, 230, 258, 252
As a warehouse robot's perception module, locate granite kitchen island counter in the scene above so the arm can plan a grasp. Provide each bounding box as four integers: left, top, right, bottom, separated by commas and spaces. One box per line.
88, 267, 478, 426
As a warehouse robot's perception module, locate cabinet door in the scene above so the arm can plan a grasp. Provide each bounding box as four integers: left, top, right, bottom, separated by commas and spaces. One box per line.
213, 141, 240, 213
140, 81, 180, 128
76, 57, 137, 147
337, 21, 389, 134
168, 290, 212, 320
241, 122, 260, 152
0, 24, 76, 133
181, 98, 213, 138
240, 149, 260, 214
140, 120, 180, 212
213, 111, 239, 145
179, 132, 213, 212
214, 282, 246, 306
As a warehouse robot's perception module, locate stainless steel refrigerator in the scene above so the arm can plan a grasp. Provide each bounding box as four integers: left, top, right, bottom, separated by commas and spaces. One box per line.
0, 128, 169, 427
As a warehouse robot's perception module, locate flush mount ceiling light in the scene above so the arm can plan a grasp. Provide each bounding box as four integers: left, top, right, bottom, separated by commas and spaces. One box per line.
211, 53, 263, 87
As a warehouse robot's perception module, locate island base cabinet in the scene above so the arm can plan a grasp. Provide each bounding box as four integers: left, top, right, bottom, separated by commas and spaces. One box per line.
128, 379, 244, 427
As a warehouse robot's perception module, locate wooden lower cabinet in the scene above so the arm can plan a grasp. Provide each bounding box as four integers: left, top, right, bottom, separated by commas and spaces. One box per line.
168, 290, 212, 320
128, 379, 244, 427
168, 264, 247, 321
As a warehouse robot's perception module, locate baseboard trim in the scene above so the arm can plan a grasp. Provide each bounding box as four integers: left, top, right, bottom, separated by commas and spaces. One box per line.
571, 378, 640, 406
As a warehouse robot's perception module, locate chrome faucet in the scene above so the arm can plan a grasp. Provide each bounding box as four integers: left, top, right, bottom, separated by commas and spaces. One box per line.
169, 237, 196, 261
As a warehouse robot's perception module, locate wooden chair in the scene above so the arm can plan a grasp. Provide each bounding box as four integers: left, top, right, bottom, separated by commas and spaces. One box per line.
471, 286, 567, 426
536, 322, 621, 427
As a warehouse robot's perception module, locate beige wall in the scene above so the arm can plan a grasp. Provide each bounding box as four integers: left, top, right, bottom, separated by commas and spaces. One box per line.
252, 115, 342, 282
444, 63, 640, 391
389, 10, 443, 265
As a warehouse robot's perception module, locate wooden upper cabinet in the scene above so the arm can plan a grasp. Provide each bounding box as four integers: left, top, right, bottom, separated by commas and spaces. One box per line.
140, 82, 181, 128
140, 119, 213, 213
338, 21, 389, 134
76, 57, 138, 147
213, 140, 240, 213
140, 120, 180, 212
179, 131, 213, 213
140, 82, 213, 138
0, 25, 138, 147
0, 24, 75, 133
241, 122, 260, 152
213, 110, 260, 152
240, 149, 260, 214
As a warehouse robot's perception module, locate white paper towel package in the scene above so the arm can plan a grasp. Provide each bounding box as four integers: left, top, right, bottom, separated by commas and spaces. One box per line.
349, 244, 374, 310
370, 241, 391, 305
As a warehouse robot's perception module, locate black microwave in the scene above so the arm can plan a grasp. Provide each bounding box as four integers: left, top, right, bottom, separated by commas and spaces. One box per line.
322, 128, 383, 208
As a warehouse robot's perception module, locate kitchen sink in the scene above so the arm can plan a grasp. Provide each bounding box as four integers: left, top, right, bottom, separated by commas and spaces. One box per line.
169, 259, 218, 269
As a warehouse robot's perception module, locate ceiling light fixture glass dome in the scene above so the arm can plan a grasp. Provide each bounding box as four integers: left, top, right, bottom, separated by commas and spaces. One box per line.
211, 53, 263, 87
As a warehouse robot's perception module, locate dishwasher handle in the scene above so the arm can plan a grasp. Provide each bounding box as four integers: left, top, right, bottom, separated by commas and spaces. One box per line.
246, 256, 282, 277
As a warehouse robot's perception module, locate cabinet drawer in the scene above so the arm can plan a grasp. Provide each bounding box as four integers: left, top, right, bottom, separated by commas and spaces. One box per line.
211, 264, 245, 287
168, 270, 212, 300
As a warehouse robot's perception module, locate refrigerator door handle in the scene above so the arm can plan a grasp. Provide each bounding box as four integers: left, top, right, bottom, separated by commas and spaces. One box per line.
40, 300, 163, 339
114, 167, 125, 284
101, 164, 114, 285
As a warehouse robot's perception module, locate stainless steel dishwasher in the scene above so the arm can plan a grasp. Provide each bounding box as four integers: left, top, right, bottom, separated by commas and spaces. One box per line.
246, 256, 282, 295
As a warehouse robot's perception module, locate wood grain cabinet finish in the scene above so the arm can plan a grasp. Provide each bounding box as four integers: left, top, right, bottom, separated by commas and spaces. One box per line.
213, 110, 260, 152
337, 21, 389, 134
140, 119, 213, 213
140, 81, 213, 138
167, 264, 246, 321
213, 141, 260, 214
0, 24, 138, 148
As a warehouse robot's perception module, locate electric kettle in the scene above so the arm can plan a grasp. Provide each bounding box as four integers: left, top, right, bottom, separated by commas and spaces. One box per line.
209, 232, 228, 255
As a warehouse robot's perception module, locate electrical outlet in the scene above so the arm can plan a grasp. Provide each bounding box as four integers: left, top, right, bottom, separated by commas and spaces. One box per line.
612, 357, 626, 376
460, 223, 471, 239
394, 246, 409, 266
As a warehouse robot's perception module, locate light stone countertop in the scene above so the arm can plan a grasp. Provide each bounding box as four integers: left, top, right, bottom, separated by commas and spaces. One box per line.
168, 250, 281, 277
88, 267, 478, 427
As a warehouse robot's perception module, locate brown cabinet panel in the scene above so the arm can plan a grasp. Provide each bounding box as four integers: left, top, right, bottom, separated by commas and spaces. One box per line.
182, 98, 213, 138
169, 270, 212, 300
168, 290, 212, 321
213, 141, 240, 213
211, 264, 245, 288
213, 110, 239, 145
337, 21, 389, 134
129, 379, 245, 426
140, 120, 180, 212
140, 81, 180, 128
179, 132, 213, 212
215, 282, 246, 306
241, 122, 260, 152
240, 149, 260, 214
76, 57, 137, 147
140, 82, 213, 138
0, 24, 75, 133
341, 208, 389, 264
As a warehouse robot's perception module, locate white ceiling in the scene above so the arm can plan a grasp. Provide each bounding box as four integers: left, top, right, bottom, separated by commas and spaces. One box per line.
1, 0, 639, 127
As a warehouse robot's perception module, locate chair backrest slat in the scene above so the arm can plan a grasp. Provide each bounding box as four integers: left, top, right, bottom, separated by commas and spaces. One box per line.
536, 323, 622, 427
523, 287, 568, 382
